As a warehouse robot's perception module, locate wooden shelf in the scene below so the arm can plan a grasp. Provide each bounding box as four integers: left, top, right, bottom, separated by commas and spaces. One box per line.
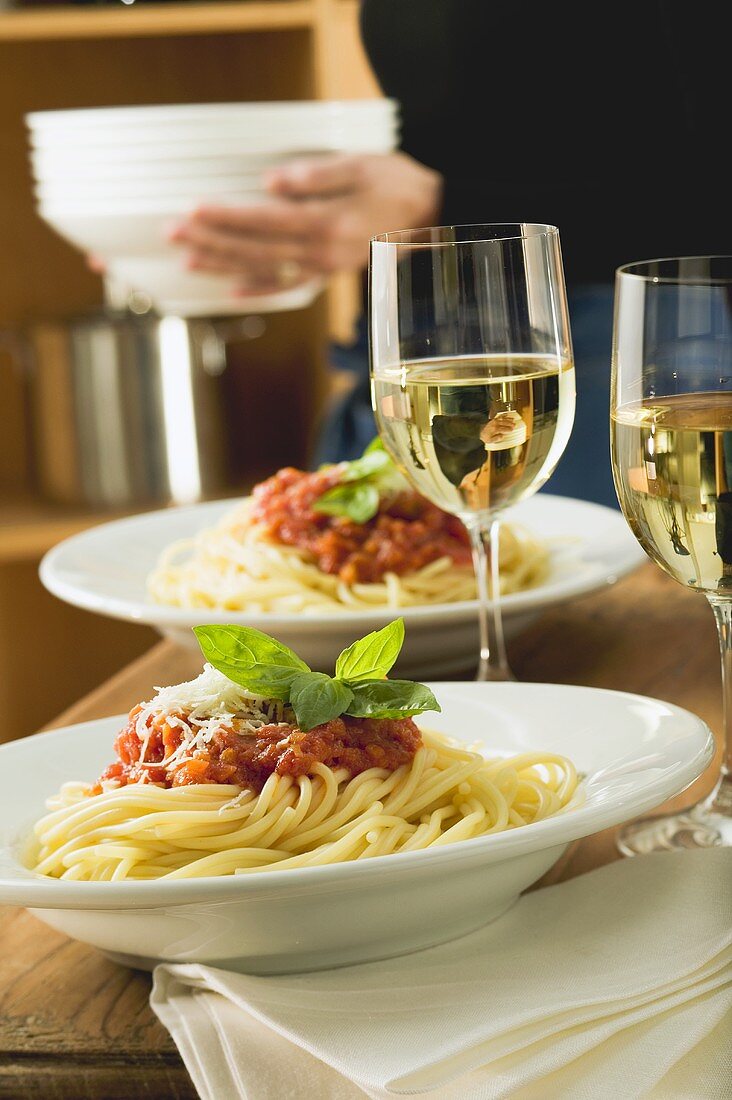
0, 1, 315, 41
0, 0, 373, 504
0, 0, 376, 742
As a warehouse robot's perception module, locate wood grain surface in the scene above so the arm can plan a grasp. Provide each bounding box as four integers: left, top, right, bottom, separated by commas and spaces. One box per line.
0, 562, 723, 1098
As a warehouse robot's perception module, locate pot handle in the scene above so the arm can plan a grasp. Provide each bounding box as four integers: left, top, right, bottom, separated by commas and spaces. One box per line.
197, 316, 268, 377
210, 315, 267, 342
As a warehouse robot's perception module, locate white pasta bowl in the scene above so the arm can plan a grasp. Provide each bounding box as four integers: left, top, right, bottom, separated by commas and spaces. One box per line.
39, 493, 647, 678
31, 110, 399, 314
29, 121, 400, 153
107, 257, 324, 317
34, 173, 275, 201
26, 98, 398, 141
29, 151, 298, 180
35, 194, 324, 315
30, 131, 398, 168
107, 261, 323, 319
37, 193, 269, 255
0, 682, 713, 974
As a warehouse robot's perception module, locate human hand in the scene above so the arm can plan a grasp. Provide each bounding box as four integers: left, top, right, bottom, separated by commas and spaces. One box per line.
167, 152, 443, 296
480, 411, 528, 451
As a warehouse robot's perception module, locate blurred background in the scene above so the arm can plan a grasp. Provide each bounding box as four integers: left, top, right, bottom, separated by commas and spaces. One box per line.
0, 0, 377, 740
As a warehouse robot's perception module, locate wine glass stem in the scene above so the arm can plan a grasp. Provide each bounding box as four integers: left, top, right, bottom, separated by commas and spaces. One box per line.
467, 519, 513, 682
707, 597, 732, 815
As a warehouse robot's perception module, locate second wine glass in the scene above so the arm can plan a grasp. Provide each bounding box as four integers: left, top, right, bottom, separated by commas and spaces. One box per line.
611, 255, 732, 853
369, 223, 576, 681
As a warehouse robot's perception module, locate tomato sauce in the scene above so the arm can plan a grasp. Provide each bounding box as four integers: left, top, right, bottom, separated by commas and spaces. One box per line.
96, 707, 422, 792
250, 466, 471, 584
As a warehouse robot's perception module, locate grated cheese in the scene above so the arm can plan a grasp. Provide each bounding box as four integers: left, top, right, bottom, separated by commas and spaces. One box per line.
132, 664, 289, 772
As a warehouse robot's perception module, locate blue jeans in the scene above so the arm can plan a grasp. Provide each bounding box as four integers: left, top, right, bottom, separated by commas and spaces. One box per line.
315, 284, 618, 509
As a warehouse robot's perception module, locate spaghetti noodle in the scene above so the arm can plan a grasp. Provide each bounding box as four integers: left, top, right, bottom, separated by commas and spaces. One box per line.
147, 497, 550, 614
30, 731, 578, 882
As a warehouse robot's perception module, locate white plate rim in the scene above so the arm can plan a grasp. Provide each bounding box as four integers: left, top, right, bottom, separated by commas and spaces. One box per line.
0, 681, 713, 909
38, 493, 646, 629
26, 99, 400, 128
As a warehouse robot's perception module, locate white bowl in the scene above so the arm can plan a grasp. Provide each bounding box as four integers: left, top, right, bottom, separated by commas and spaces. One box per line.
31, 152, 297, 182
38, 193, 267, 255
35, 173, 271, 202
0, 682, 713, 974
26, 98, 398, 131
29, 131, 398, 166
29, 119, 400, 152
29, 129, 400, 158
39, 494, 647, 677
108, 257, 324, 317
37, 191, 327, 316
32, 120, 400, 314
29, 118, 398, 144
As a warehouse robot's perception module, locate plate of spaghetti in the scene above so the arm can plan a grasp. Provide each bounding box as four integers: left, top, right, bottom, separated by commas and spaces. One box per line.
0, 622, 713, 974
40, 443, 645, 677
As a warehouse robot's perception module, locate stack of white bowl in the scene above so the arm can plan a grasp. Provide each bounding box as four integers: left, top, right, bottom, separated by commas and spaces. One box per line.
26, 100, 400, 316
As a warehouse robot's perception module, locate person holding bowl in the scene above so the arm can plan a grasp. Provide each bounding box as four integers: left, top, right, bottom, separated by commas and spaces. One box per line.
165, 1, 725, 508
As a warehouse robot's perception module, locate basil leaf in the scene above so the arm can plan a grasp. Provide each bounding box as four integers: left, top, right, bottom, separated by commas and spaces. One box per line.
289, 672, 353, 731
312, 438, 398, 522
341, 448, 391, 482
219, 665, 305, 701
312, 482, 380, 524
194, 624, 309, 671
345, 680, 441, 719
194, 624, 309, 700
335, 618, 405, 682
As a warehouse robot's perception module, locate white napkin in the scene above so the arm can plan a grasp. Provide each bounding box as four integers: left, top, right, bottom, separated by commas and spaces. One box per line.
151, 848, 732, 1100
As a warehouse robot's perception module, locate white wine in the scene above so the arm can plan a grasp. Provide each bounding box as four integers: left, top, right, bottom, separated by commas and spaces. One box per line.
371, 355, 575, 516
612, 393, 732, 593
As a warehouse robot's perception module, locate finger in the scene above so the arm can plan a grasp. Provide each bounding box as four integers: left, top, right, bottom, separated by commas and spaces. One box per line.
184, 246, 317, 286
232, 268, 319, 297
177, 201, 324, 240
265, 155, 366, 198
86, 254, 107, 274
184, 249, 253, 277
171, 222, 309, 267
233, 281, 301, 298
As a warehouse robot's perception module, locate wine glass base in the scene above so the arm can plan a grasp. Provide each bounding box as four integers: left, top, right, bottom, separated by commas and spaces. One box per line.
616, 799, 732, 856
617, 813, 721, 856
475, 666, 517, 683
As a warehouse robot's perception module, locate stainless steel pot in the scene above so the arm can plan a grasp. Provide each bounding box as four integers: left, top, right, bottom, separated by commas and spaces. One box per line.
20, 308, 267, 509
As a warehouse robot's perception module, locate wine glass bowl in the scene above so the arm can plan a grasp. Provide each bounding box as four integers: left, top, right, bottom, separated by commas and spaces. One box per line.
611, 255, 732, 853
369, 224, 576, 681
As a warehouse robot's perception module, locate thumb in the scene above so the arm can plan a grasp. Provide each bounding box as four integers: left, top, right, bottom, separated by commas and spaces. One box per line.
265, 155, 366, 197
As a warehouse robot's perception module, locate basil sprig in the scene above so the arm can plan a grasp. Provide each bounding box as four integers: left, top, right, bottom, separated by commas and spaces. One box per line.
193, 619, 440, 731
312, 438, 404, 523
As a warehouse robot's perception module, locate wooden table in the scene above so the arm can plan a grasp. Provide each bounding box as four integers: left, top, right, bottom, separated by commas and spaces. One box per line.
0, 563, 723, 1099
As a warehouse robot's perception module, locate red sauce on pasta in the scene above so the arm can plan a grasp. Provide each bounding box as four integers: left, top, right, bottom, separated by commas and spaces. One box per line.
249, 466, 471, 584
96, 707, 422, 793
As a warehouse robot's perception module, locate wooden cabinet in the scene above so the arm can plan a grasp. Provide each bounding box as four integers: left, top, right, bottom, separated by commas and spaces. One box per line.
0, 0, 381, 740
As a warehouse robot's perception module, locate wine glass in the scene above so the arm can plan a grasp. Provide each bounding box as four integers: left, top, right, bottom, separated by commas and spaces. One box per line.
369, 224, 576, 681
611, 255, 732, 853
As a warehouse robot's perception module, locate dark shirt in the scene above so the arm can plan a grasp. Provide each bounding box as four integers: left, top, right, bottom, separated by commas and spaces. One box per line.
360, 0, 728, 286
